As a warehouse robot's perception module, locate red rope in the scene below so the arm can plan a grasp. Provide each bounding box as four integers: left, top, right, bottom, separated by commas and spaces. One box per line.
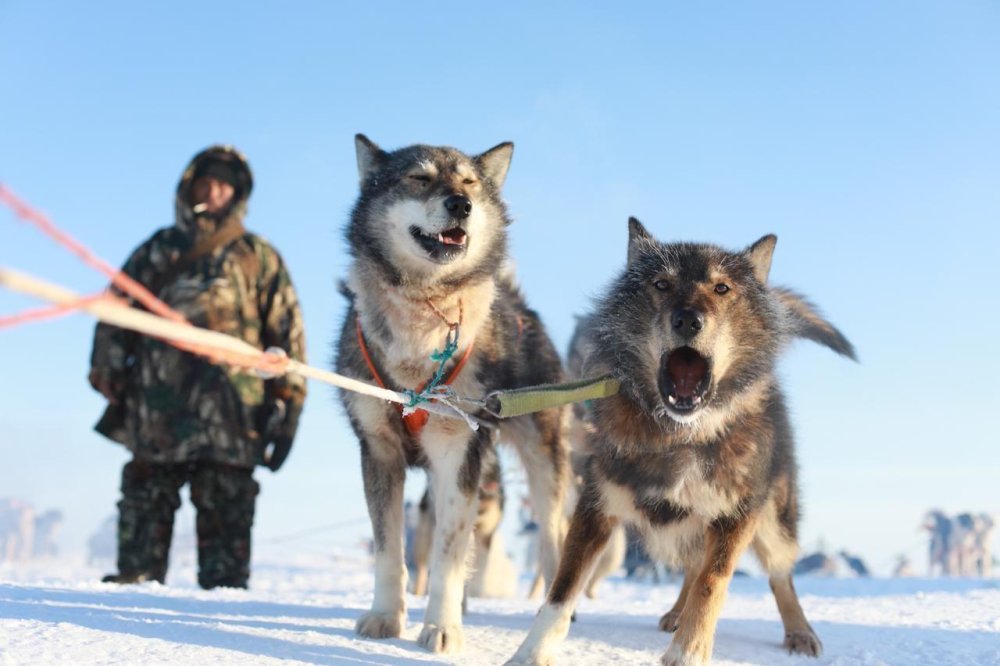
0, 183, 185, 323
0, 183, 290, 377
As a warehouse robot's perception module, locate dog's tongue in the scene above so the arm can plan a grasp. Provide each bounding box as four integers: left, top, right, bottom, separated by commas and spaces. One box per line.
439, 228, 467, 246
667, 349, 708, 398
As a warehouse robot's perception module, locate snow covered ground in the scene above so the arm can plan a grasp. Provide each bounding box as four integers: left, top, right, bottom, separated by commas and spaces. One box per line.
1, 552, 998, 666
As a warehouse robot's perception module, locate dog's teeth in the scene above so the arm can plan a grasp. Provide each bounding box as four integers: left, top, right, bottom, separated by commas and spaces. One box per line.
692, 396, 702, 405
668, 395, 677, 405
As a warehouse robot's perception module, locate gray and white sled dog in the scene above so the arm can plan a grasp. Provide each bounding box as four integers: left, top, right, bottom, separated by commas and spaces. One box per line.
335, 135, 569, 654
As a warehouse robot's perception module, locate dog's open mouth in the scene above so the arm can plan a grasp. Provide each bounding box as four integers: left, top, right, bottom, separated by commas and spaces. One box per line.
658, 347, 712, 415
409, 225, 468, 262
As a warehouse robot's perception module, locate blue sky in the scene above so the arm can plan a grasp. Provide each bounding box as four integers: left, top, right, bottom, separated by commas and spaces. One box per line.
1, 1, 998, 574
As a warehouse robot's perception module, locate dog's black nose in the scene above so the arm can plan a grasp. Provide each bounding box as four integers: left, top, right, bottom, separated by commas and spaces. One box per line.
444, 195, 472, 219
671, 308, 705, 339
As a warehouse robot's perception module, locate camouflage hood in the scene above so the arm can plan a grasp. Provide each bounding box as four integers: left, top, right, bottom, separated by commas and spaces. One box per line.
174, 145, 254, 236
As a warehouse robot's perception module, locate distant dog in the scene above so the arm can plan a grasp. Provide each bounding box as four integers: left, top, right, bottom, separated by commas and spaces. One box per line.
335, 136, 569, 654
952, 512, 997, 577
925, 510, 998, 577
507, 219, 855, 666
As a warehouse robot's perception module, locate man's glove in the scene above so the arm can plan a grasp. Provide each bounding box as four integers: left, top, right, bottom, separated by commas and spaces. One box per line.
258, 399, 295, 471
263, 437, 293, 472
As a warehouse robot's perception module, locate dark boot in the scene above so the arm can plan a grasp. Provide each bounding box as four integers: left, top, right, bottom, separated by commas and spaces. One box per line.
190, 462, 259, 590
104, 460, 183, 585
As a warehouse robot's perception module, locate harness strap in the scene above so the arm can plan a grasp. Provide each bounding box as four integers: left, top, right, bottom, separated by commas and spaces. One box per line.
355, 318, 476, 437
483, 376, 621, 419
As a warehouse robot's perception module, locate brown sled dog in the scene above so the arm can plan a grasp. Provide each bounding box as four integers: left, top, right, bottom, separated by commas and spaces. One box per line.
507, 219, 855, 666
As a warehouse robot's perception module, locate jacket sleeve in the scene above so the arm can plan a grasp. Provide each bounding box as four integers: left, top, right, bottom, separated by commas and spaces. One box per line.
89, 239, 156, 385
258, 245, 308, 444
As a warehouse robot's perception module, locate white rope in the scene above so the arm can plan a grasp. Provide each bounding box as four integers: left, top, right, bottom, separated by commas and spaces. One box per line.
0, 267, 480, 428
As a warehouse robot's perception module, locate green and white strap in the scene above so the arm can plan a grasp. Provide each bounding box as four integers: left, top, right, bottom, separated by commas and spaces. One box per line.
483, 375, 621, 419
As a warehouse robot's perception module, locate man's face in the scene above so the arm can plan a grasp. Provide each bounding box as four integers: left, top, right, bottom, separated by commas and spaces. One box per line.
190, 176, 235, 213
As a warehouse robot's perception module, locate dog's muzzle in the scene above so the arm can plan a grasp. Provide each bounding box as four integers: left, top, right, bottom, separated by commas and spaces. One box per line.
409, 224, 469, 263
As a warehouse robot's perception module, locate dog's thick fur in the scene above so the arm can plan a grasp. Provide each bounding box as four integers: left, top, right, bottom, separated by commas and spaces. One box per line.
507, 219, 855, 666
335, 135, 569, 654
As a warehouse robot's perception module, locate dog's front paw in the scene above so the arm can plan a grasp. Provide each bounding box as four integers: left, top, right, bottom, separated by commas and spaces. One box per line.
417, 623, 464, 654
658, 609, 682, 633
355, 610, 404, 639
785, 629, 823, 657
660, 639, 710, 666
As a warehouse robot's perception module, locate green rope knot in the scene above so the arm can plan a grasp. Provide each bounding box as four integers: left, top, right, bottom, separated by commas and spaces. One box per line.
403, 389, 422, 409
404, 325, 460, 409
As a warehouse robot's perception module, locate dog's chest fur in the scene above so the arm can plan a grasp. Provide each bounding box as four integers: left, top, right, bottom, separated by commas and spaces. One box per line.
656, 449, 741, 517
600, 446, 742, 524
348, 269, 496, 396
591, 388, 771, 521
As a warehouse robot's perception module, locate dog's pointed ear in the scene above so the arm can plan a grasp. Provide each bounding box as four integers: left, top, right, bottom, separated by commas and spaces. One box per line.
627, 217, 653, 265
746, 234, 778, 283
355, 134, 385, 185
476, 142, 514, 188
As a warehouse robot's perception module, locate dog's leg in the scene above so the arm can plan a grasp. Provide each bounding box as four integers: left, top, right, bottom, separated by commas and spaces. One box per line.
410, 489, 433, 596
662, 513, 759, 666
417, 430, 486, 654
528, 570, 544, 599
467, 493, 502, 598
585, 523, 626, 599
516, 409, 569, 592
752, 498, 822, 657
768, 574, 822, 656
658, 566, 694, 632
506, 481, 615, 666
355, 435, 408, 639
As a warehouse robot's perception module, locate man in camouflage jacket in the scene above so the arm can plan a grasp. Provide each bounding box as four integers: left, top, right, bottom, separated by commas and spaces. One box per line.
89, 145, 307, 589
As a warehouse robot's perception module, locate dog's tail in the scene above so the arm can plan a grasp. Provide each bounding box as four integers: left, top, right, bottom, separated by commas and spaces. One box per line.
774, 286, 857, 361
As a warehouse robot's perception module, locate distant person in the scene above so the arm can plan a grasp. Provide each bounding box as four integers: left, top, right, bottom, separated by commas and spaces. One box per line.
88, 146, 307, 589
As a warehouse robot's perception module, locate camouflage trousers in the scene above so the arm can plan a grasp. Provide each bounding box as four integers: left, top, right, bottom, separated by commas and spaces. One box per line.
116, 458, 259, 589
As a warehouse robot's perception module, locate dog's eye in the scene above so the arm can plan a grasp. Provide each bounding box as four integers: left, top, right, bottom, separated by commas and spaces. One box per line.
408, 174, 431, 183
654, 279, 670, 291
462, 178, 477, 185
714, 283, 730, 295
